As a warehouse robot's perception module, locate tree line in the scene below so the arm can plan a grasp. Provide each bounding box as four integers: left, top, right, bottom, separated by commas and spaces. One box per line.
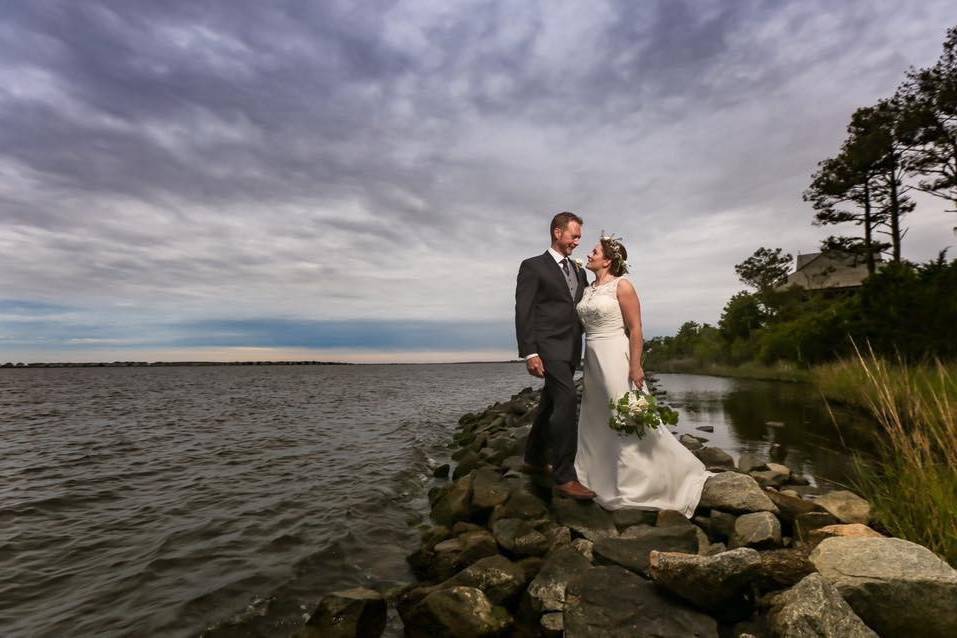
647, 27, 957, 369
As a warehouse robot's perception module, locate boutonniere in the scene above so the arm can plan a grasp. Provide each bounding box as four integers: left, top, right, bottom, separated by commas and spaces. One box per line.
573, 258, 584, 270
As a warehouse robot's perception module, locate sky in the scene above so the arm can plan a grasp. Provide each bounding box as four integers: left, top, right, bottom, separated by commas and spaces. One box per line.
1, 0, 955, 363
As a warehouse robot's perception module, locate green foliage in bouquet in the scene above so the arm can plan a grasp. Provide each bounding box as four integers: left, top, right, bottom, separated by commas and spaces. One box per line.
608, 390, 679, 438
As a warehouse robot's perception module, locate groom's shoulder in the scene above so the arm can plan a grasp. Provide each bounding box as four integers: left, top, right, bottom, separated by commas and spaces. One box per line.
521, 251, 549, 266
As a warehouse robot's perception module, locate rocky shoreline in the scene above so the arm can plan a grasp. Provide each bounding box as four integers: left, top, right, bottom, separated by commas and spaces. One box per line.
298, 382, 957, 637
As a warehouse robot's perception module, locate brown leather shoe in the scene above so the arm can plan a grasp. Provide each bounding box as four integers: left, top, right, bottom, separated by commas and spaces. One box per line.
555, 480, 596, 501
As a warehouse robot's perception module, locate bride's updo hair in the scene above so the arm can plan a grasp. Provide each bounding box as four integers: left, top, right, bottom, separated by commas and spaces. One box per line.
600, 236, 629, 276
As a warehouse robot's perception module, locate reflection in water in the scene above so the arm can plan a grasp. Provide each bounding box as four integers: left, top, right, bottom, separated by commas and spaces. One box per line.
653, 373, 877, 488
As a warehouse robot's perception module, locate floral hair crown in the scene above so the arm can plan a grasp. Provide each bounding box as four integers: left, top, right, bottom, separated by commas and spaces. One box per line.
600, 231, 629, 272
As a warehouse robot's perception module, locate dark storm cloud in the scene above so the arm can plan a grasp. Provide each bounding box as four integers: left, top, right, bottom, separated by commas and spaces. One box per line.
1, 0, 955, 359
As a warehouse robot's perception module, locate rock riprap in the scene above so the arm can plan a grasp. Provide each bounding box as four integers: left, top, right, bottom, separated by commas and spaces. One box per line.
730, 511, 782, 549
593, 525, 699, 576
442, 554, 527, 606
525, 545, 593, 613
811, 489, 872, 524
400, 586, 513, 638
564, 566, 719, 637
648, 548, 761, 612
810, 536, 957, 638
388, 384, 943, 638
551, 497, 618, 541
807, 522, 882, 548
766, 573, 877, 638
304, 588, 387, 638
698, 472, 779, 514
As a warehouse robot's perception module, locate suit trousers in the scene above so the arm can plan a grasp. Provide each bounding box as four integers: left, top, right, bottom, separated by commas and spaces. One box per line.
524, 358, 578, 484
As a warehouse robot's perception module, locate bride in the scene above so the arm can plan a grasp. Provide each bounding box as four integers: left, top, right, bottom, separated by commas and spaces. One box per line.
574, 234, 710, 516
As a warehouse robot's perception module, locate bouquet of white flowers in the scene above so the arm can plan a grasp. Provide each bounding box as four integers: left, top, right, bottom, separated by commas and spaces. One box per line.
608, 390, 679, 438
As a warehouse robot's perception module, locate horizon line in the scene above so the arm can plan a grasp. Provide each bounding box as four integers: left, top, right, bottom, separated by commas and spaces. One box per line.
1, 359, 526, 368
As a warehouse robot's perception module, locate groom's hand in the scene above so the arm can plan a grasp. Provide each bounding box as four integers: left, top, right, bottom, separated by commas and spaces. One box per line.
526, 356, 545, 378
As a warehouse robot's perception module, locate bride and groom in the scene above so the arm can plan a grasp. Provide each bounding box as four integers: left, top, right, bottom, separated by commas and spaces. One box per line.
515, 212, 710, 516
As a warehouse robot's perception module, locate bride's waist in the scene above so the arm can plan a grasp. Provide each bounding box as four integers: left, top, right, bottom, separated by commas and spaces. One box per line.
585, 329, 627, 340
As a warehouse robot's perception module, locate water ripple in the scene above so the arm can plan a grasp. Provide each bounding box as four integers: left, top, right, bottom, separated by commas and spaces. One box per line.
0, 363, 532, 637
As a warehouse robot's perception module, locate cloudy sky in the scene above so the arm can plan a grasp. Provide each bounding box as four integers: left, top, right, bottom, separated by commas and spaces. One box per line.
1, 1, 955, 363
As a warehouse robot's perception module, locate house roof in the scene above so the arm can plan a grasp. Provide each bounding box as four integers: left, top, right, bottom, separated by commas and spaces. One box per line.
781, 250, 876, 290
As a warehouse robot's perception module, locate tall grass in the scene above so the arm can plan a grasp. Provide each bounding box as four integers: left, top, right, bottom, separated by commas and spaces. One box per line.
646, 358, 809, 383
813, 356, 957, 412
820, 352, 957, 565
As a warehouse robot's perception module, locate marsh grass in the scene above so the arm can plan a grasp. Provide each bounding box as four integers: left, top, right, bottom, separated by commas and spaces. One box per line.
819, 350, 957, 565
646, 358, 809, 383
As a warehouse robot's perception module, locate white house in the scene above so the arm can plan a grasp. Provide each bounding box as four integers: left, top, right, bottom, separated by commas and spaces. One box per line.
781, 251, 877, 291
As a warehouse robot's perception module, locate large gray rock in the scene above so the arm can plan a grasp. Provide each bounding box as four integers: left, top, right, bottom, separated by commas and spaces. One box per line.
695, 446, 735, 468
679, 434, 706, 451
431, 474, 473, 526
656, 509, 696, 528
491, 518, 550, 557
489, 488, 549, 525
812, 490, 871, 525
429, 530, 500, 581
471, 468, 510, 512
401, 586, 512, 638
731, 511, 782, 549
551, 497, 618, 541
571, 538, 594, 561
764, 462, 791, 477
708, 510, 737, 541
699, 472, 779, 514
540, 611, 564, 637
525, 545, 593, 613
593, 525, 698, 576
810, 536, 957, 638
749, 469, 789, 488
540, 523, 572, 552
754, 548, 815, 591
305, 587, 387, 638
611, 508, 658, 530
564, 566, 719, 637
452, 450, 482, 479
736, 451, 763, 473
806, 523, 883, 549
647, 547, 762, 612
765, 489, 822, 523
443, 554, 526, 606
767, 573, 877, 637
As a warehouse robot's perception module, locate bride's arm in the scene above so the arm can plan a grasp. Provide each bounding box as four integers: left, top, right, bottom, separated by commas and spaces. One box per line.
617, 279, 644, 389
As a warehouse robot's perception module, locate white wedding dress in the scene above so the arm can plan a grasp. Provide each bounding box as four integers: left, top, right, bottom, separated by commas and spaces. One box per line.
574, 277, 711, 516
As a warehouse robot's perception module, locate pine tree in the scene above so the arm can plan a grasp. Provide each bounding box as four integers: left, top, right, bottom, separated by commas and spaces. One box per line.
898, 25, 957, 214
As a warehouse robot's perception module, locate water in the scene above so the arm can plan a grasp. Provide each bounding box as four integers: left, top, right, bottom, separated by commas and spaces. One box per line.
0, 364, 533, 637
654, 373, 876, 488
0, 366, 875, 637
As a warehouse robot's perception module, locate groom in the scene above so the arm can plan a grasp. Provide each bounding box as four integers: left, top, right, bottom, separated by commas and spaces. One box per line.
515, 211, 595, 500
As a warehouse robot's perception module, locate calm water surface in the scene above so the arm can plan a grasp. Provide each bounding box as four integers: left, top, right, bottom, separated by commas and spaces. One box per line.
655, 372, 876, 487
0, 365, 873, 637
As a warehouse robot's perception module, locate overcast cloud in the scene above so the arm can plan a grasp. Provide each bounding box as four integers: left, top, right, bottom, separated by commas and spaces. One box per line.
1, 0, 955, 362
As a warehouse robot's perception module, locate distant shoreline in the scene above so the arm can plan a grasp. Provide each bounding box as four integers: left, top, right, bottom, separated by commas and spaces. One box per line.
0, 360, 526, 368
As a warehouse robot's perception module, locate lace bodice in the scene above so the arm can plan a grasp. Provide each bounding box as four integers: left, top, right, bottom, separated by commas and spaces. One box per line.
576, 278, 625, 336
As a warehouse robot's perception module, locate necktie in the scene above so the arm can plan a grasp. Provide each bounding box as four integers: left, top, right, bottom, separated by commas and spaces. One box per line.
560, 259, 577, 298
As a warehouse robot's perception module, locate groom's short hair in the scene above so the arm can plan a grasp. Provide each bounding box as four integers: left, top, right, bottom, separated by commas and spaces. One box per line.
550, 211, 583, 237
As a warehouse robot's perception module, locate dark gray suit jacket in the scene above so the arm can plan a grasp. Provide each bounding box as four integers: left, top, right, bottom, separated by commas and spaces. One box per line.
515, 251, 588, 363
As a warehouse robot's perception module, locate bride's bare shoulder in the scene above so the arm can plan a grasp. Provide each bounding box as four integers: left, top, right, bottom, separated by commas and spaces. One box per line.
616, 277, 637, 296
